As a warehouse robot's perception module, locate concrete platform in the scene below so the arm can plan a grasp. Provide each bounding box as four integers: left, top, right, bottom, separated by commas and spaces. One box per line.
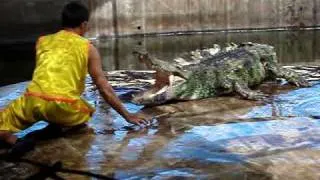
0, 71, 319, 179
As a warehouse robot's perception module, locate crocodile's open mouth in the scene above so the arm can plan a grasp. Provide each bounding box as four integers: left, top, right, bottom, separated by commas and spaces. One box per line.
131, 73, 185, 105
132, 85, 170, 105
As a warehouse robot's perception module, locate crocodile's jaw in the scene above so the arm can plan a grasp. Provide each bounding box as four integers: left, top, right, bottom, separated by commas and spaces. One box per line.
131, 85, 170, 105
131, 75, 185, 105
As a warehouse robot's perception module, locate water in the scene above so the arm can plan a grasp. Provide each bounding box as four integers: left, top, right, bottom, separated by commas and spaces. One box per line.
1, 30, 320, 179
1, 30, 320, 86
95, 29, 320, 71
0, 43, 35, 86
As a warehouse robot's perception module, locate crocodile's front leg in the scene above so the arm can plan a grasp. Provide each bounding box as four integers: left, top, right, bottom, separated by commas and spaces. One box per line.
271, 66, 310, 87
233, 81, 267, 100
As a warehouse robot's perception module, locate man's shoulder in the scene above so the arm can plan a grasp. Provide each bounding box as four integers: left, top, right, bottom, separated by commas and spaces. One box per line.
37, 32, 57, 42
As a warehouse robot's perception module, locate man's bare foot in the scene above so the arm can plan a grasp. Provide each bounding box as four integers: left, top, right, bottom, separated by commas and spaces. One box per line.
0, 131, 17, 145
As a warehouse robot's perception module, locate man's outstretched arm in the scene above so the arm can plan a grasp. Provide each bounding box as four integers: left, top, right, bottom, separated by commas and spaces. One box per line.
88, 43, 149, 126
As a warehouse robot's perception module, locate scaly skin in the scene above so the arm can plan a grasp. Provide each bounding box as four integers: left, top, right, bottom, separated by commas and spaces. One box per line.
132, 43, 310, 105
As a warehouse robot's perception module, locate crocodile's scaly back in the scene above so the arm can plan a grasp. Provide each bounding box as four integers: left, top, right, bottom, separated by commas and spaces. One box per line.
131, 43, 310, 106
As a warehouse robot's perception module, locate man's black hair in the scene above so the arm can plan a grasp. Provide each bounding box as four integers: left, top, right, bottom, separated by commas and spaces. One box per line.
62, 1, 89, 28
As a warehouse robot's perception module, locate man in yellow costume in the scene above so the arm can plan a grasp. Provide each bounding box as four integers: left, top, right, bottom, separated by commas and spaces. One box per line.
0, 1, 150, 148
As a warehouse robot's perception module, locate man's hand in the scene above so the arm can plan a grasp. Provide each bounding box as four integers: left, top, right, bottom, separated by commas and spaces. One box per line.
126, 113, 153, 127
89, 44, 153, 127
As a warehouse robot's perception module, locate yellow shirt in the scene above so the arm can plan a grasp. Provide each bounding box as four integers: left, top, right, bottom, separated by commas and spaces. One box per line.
27, 30, 90, 98
0, 30, 94, 132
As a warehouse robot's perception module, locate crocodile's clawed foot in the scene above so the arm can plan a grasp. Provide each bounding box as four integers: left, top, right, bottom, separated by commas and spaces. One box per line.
246, 90, 269, 101
234, 82, 268, 101
292, 77, 311, 87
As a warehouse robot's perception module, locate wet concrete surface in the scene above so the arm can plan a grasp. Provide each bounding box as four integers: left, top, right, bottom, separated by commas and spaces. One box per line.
1, 68, 320, 179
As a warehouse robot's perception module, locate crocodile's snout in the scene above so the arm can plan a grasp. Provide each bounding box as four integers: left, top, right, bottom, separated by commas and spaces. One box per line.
132, 46, 148, 56
133, 47, 149, 63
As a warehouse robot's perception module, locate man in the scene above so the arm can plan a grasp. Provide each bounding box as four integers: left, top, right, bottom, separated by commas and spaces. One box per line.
0, 1, 150, 147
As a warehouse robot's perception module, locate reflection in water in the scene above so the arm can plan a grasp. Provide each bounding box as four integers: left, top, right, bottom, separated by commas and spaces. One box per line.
164, 117, 320, 158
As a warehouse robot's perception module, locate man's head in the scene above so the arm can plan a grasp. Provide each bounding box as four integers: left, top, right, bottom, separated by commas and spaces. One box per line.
62, 1, 90, 36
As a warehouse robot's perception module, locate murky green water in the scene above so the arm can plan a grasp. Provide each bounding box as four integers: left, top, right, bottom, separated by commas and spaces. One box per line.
1, 30, 320, 179
1, 30, 320, 86
96, 29, 320, 71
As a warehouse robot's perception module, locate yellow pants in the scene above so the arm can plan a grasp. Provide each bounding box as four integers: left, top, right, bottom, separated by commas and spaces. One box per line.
0, 92, 95, 133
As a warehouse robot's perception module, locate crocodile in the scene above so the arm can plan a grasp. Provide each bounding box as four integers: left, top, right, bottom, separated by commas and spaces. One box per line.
131, 42, 310, 106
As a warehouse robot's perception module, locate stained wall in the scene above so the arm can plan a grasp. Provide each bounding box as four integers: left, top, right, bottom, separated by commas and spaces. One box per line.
0, 0, 319, 42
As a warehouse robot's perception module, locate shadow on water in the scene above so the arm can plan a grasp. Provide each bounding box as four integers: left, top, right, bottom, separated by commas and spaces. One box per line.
1, 30, 320, 179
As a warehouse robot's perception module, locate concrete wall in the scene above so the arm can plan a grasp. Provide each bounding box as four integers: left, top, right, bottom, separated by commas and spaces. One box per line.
0, 0, 319, 43
88, 0, 320, 38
